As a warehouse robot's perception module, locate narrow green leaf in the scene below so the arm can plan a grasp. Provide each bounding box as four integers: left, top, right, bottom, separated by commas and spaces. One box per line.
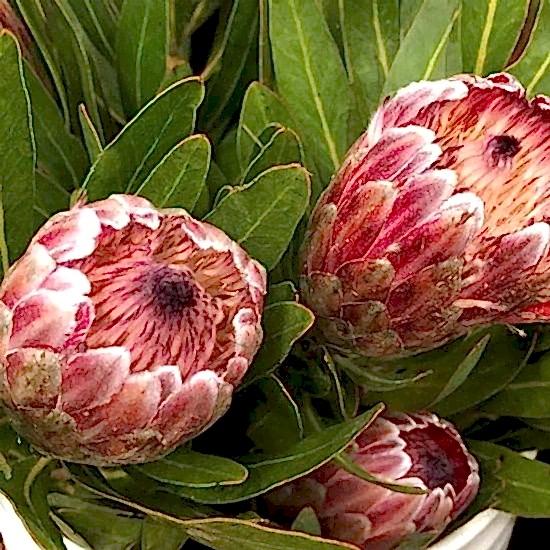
50, 493, 143, 549
435, 328, 535, 416
481, 350, 550, 418
244, 301, 315, 386
141, 517, 189, 550
468, 441, 550, 517
184, 519, 360, 550
14, 0, 70, 123
462, 0, 530, 75
205, 164, 310, 271
83, 78, 204, 200
171, 404, 384, 504
24, 65, 88, 190
268, 0, 350, 184
509, 0, 550, 96
343, 0, 399, 116
0, 423, 63, 550
132, 448, 247, 488
428, 333, 491, 407
135, 134, 211, 212
200, 0, 259, 137
0, 32, 36, 271
290, 507, 322, 536
383, 0, 460, 95
241, 126, 303, 185
117, 0, 169, 114
78, 104, 103, 163
265, 281, 297, 305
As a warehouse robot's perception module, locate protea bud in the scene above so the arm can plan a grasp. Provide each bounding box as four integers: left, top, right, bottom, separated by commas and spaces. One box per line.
266, 411, 479, 550
0, 195, 266, 465
301, 73, 550, 358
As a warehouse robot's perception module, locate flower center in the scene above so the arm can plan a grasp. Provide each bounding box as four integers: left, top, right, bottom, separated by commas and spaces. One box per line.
144, 264, 196, 315
486, 134, 521, 167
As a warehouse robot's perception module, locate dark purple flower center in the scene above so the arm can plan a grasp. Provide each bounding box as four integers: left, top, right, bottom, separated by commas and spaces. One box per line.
487, 134, 521, 166
145, 264, 196, 315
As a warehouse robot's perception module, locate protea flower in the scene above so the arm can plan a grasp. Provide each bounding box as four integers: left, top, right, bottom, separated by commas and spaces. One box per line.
0, 195, 266, 465
301, 73, 550, 358
266, 411, 479, 550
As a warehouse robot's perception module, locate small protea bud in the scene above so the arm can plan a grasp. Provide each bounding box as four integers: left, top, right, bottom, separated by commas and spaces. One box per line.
266, 411, 480, 550
0, 195, 266, 465
301, 73, 550, 358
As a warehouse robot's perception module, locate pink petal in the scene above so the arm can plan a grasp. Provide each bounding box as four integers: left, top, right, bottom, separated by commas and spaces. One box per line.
0, 244, 56, 308
461, 223, 550, 303
367, 79, 469, 144
337, 258, 395, 302
149, 365, 182, 404
233, 307, 262, 360
384, 193, 484, 285
61, 348, 130, 413
90, 197, 131, 229
5, 348, 61, 408
33, 208, 101, 263
9, 290, 92, 351
153, 370, 232, 443
111, 194, 160, 230
41, 267, 91, 294
0, 301, 12, 358
75, 371, 161, 437
304, 203, 337, 273
326, 181, 396, 269
368, 170, 456, 257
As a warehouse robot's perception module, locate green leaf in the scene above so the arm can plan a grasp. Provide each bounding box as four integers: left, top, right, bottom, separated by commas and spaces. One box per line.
245, 376, 304, 455
183, 518, 361, 550
334, 454, 427, 496
78, 104, 103, 163
342, 0, 399, 116
83, 78, 204, 200
117, 0, 169, 114
200, 0, 259, 138
132, 447, 248, 488
468, 440, 550, 517
171, 404, 384, 504
135, 134, 211, 212
462, 0, 530, 75
0, 32, 36, 272
382, 0, 461, 96
359, 327, 525, 412
50, 493, 143, 549
509, 0, 550, 96
0, 423, 64, 550
290, 507, 322, 536
141, 517, 189, 550
265, 281, 297, 305
481, 350, 550, 418
205, 164, 310, 271
244, 301, 315, 386
268, 0, 350, 185
25, 65, 88, 190
241, 126, 303, 185
14, 0, 70, 122
435, 328, 535, 416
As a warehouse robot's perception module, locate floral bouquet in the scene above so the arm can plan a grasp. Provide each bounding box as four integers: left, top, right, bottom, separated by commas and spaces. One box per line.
0, 0, 549, 549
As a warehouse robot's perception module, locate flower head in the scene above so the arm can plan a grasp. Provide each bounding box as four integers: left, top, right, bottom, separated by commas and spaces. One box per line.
301, 73, 550, 358
266, 411, 479, 550
0, 195, 266, 465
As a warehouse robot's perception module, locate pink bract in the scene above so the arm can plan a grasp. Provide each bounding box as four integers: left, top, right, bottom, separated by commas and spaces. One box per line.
266, 411, 480, 550
301, 73, 550, 357
0, 195, 266, 465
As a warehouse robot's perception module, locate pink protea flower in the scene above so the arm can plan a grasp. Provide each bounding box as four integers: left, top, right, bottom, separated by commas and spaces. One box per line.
0, 195, 266, 465
266, 411, 479, 550
301, 73, 550, 358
